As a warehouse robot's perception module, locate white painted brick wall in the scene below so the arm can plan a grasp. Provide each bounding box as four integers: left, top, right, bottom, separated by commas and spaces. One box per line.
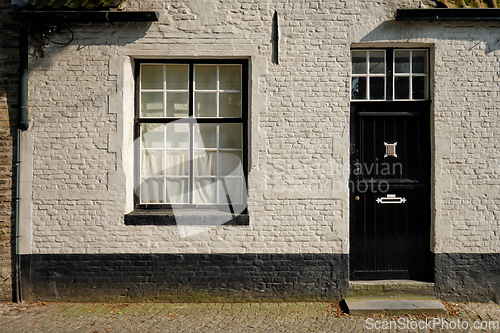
434, 37, 500, 253
22, 0, 499, 255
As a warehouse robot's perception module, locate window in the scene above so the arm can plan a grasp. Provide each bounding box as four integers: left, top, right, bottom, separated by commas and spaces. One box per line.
351, 49, 429, 101
136, 60, 247, 210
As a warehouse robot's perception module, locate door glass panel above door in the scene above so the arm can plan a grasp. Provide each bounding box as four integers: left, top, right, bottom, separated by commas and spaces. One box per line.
394, 77, 410, 100
351, 50, 386, 101
393, 50, 429, 101
412, 76, 427, 100
412, 50, 428, 74
369, 77, 385, 100
394, 50, 410, 73
352, 51, 367, 74
352, 77, 367, 100
369, 51, 385, 74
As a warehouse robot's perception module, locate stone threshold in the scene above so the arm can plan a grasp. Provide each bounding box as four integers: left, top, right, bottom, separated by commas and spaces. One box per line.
343, 280, 447, 315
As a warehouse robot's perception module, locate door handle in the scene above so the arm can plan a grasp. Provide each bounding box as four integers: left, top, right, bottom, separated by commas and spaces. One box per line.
376, 194, 406, 204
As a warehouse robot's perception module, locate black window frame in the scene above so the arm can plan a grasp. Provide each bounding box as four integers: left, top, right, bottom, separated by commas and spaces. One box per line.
351, 48, 430, 102
130, 59, 249, 222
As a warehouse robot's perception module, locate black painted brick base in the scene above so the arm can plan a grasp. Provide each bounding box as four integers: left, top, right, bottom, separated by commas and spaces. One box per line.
21, 253, 349, 302
435, 253, 500, 303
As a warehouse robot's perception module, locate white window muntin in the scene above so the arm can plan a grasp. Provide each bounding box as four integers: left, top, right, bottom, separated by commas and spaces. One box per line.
139, 63, 190, 118
393, 49, 429, 101
139, 123, 243, 205
351, 50, 387, 101
138, 62, 245, 205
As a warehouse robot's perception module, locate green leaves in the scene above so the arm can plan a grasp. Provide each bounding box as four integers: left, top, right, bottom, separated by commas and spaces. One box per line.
446, 0, 500, 7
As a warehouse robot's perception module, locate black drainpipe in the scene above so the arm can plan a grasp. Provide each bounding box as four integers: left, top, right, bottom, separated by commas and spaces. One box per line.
15, 24, 29, 303
11, 9, 158, 303
19, 26, 29, 131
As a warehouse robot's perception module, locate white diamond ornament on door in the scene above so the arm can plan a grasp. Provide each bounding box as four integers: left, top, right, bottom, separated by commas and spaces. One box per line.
384, 142, 397, 158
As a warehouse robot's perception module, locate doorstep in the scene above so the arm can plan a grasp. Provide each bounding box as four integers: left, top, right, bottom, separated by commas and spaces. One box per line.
342, 280, 447, 315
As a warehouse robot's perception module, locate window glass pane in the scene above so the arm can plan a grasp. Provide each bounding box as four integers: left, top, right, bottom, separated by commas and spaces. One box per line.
141, 65, 163, 90
351, 77, 366, 100
166, 178, 188, 203
352, 51, 367, 74
141, 92, 164, 117
412, 76, 427, 100
194, 178, 217, 204
165, 150, 189, 176
140, 178, 164, 203
166, 64, 188, 90
220, 151, 242, 176
394, 77, 410, 99
369, 51, 385, 74
195, 65, 217, 90
195, 92, 217, 117
412, 50, 428, 74
138, 61, 246, 206
166, 92, 188, 117
395, 50, 410, 73
194, 150, 217, 176
195, 124, 217, 149
369, 77, 385, 100
219, 92, 242, 118
141, 151, 164, 176
219, 178, 243, 204
219, 65, 242, 90
220, 123, 242, 149
165, 123, 189, 148
141, 124, 164, 149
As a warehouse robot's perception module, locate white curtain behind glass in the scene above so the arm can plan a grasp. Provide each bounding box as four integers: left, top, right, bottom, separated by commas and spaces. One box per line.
193, 150, 216, 204
165, 151, 189, 203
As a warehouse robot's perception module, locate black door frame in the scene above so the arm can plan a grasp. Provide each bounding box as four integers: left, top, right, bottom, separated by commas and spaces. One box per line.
349, 101, 433, 281
348, 47, 433, 281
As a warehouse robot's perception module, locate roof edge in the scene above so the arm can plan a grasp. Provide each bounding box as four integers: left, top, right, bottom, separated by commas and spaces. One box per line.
9, 10, 159, 23
397, 8, 500, 20
12, 0, 129, 10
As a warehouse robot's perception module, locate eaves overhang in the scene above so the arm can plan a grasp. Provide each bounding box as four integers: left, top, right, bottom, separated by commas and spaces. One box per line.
9, 10, 159, 24
397, 8, 500, 21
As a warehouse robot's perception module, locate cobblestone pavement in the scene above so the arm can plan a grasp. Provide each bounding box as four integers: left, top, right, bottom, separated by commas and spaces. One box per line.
0, 301, 499, 332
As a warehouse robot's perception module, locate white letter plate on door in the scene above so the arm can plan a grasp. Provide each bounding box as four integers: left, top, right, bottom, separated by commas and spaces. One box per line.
376, 194, 406, 204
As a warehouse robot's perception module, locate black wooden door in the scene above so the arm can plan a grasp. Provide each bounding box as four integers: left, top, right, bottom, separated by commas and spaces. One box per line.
350, 101, 431, 281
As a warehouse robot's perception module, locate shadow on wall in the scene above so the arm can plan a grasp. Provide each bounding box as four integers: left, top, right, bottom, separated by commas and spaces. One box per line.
1, 12, 153, 301
359, 19, 500, 54
28, 21, 153, 66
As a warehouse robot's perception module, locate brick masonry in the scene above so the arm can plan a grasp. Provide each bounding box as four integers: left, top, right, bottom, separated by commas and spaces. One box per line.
21, 253, 349, 302
0, 0, 18, 300
435, 253, 500, 303
1, 0, 499, 301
